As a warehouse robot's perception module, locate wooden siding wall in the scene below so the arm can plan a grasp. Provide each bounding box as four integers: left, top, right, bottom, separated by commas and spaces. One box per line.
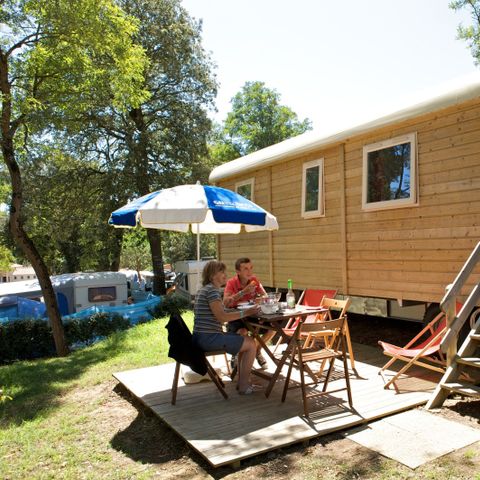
217, 98, 480, 303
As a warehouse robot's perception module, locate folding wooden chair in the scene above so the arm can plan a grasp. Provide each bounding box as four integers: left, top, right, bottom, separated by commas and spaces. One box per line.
378, 312, 447, 390
282, 316, 353, 416
312, 297, 355, 371
273, 289, 337, 352
166, 310, 228, 404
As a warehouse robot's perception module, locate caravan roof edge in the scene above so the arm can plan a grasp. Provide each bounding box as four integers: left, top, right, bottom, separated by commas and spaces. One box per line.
209, 72, 480, 183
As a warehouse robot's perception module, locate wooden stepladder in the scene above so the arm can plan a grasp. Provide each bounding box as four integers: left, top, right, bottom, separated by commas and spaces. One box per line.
426, 242, 480, 409
426, 310, 480, 408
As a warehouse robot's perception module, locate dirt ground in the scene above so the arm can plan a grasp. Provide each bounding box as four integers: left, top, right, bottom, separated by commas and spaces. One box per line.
107, 314, 479, 479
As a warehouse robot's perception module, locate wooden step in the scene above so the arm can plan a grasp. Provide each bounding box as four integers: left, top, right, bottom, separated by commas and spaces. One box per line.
470, 334, 480, 342
456, 357, 480, 368
441, 382, 480, 397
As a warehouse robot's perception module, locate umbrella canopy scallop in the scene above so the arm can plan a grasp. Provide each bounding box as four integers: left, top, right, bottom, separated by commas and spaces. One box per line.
109, 184, 279, 234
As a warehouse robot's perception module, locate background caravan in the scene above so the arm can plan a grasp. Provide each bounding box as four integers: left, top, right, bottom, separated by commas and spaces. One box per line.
0, 272, 129, 316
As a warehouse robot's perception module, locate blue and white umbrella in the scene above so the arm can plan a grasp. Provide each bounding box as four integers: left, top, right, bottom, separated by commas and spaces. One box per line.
109, 184, 278, 259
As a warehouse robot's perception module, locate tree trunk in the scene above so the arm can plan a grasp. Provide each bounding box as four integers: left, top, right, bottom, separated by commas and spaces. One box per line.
109, 229, 123, 271
146, 229, 166, 295
0, 51, 68, 356
4, 151, 69, 356
59, 233, 81, 273
128, 107, 166, 295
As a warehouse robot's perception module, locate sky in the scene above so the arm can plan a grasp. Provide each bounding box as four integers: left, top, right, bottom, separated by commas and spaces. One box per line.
181, 0, 479, 133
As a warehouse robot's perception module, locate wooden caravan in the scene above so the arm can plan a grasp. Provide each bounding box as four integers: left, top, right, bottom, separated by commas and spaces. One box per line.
209, 75, 480, 319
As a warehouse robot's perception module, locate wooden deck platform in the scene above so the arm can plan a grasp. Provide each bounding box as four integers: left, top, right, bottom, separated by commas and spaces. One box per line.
113, 343, 441, 468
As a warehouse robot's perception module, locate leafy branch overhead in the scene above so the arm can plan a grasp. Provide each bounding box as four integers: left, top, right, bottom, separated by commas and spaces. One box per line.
3, 0, 149, 126
219, 81, 312, 159
450, 0, 480, 65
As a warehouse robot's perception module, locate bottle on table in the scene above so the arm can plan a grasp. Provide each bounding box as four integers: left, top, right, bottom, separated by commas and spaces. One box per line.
286, 279, 296, 309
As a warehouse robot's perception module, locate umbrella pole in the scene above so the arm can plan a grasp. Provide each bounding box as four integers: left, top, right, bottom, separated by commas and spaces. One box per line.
196, 224, 201, 294
196, 224, 201, 262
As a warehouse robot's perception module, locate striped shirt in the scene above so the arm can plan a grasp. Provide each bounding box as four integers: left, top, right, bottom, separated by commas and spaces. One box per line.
193, 283, 223, 334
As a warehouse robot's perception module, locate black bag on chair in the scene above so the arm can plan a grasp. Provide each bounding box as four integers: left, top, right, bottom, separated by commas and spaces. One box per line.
165, 310, 207, 376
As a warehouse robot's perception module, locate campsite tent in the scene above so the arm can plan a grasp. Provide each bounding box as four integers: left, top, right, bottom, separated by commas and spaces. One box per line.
0, 295, 47, 321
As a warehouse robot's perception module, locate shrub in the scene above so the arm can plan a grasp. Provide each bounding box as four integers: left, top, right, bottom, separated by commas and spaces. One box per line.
0, 313, 131, 364
0, 319, 56, 362
151, 293, 192, 318
92, 312, 130, 336
64, 312, 129, 346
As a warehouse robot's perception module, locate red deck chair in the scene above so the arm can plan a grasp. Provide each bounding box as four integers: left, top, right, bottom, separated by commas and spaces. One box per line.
378, 312, 447, 390
273, 289, 337, 353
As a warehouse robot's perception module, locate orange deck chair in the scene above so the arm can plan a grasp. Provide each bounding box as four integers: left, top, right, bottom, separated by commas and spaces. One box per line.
378, 302, 463, 389
378, 312, 447, 390
273, 289, 337, 353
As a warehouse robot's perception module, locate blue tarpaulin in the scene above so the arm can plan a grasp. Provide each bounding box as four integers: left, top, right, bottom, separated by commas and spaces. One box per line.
0, 295, 161, 324
0, 295, 47, 322
62, 295, 161, 324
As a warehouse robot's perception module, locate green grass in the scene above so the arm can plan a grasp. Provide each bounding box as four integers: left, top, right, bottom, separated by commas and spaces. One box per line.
0, 312, 193, 480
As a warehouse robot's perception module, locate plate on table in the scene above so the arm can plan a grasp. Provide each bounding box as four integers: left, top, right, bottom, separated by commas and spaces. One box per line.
237, 303, 251, 310
283, 306, 301, 312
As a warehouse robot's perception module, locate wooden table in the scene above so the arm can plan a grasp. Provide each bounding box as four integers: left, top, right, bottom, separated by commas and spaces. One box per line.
245, 306, 328, 397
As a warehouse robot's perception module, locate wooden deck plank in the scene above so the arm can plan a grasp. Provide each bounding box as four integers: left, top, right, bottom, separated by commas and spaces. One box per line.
113, 342, 439, 468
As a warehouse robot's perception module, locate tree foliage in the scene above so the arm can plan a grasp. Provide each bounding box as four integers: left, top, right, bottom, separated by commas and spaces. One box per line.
78, 0, 217, 293
19, 144, 121, 273
0, 244, 14, 272
204, 122, 241, 171
221, 81, 312, 158
118, 228, 216, 269
91, 0, 216, 189
450, 0, 480, 64
0, 0, 149, 355
162, 231, 216, 264
120, 228, 151, 274
1, 0, 148, 119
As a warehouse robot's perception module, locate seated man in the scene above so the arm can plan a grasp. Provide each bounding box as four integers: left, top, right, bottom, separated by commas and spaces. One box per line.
223, 257, 275, 369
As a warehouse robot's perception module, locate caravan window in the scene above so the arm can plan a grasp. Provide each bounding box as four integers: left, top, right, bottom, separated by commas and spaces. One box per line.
88, 286, 116, 302
301, 159, 324, 218
362, 133, 418, 211
235, 178, 254, 201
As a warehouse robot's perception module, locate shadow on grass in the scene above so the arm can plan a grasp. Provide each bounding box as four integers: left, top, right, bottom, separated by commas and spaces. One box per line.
0, 330, 134, 427
110, 384, 192, 465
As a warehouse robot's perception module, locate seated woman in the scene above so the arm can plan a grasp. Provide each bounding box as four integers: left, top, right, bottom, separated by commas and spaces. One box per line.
192, 260, 261, 395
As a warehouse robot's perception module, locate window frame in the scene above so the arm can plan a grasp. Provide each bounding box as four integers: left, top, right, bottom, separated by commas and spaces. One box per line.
235, 178, 255, 202
88, 286, 117, 303
301, 158, 325, 219
362, 132, 418, 212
